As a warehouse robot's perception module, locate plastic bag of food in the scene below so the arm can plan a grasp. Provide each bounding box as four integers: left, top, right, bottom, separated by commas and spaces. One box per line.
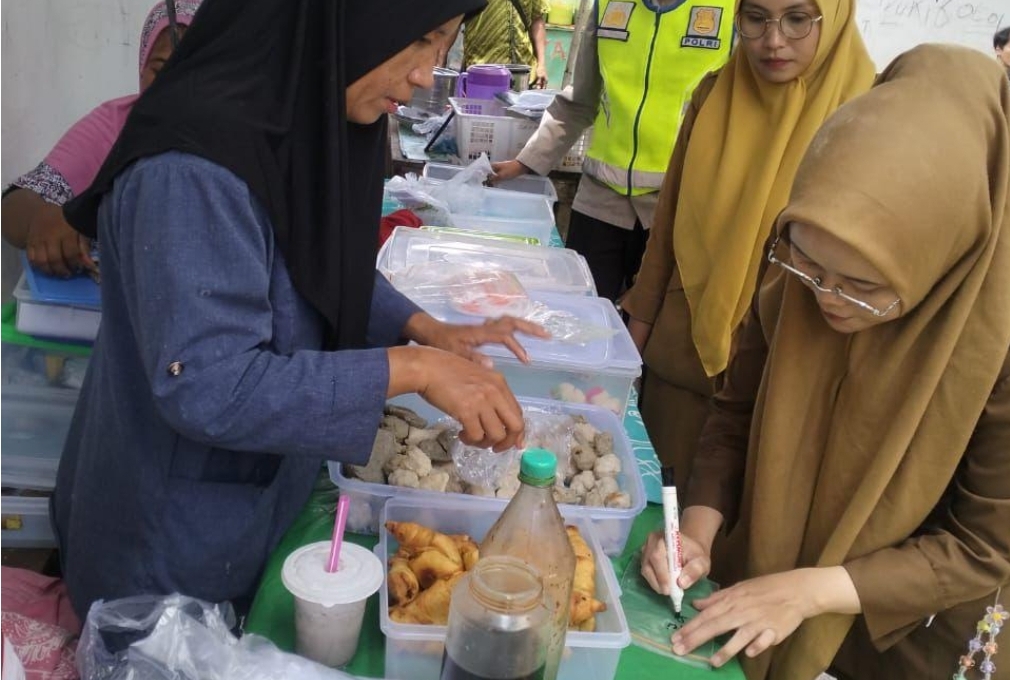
450, 406, 576, 489
384, 174, 453, 227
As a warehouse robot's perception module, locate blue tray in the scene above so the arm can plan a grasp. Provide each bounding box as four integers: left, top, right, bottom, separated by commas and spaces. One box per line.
20, 253, 100, 309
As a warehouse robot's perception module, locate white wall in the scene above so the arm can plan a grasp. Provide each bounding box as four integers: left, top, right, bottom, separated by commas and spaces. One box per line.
2, 0, 156, 185
1, 0, 155, 300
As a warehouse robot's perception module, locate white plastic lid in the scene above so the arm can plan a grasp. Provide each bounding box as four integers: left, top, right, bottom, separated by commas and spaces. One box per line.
281, 541, 384, 607
432, 291, 642, 374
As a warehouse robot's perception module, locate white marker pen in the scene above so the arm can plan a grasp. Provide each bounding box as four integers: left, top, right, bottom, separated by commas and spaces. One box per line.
662, 483, 685, 615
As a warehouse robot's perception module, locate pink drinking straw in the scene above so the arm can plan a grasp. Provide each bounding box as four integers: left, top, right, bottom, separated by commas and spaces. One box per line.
326, 495, 351, 573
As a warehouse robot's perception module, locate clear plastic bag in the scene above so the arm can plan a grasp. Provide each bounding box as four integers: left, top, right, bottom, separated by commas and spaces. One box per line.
618, 554, 722, 669
77, 593, 365, 680
395, 267, 535, 319
391, 265, 619, 345
385, 155, 494, 225
427, 153, 493, 215
384, 174, 453, 227
450, 405, 577, 489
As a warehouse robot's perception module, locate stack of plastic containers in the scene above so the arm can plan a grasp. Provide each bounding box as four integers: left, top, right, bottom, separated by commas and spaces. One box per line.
13, 265, 101, 342
1, 307, 88, 548
2, 257, 96, 549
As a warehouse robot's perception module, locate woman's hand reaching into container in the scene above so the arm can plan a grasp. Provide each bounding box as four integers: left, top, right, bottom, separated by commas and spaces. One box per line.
490, 160, 532, 183
387, 344, 525, 452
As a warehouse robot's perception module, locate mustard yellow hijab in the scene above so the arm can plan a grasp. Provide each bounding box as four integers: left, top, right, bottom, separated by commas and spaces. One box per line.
741, 45, 1010, 678
673, 0, 874, 376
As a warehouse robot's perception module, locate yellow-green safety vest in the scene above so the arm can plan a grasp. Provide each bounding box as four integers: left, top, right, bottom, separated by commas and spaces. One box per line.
585, 0, 734, 195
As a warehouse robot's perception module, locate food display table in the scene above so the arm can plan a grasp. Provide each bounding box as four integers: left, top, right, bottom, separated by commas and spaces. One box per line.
245, 404, 744, 680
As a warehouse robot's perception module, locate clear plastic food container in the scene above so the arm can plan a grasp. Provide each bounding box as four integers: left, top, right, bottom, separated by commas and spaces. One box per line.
329, 394, 646, 556
377, 225, 595, 296
377, 496, 630, 680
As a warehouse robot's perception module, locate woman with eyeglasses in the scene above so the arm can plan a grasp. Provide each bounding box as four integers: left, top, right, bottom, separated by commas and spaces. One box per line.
641, 45, 1010, 679
621, 0, 874, 494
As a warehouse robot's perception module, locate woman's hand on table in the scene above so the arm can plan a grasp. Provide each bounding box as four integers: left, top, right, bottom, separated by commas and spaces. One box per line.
671, 566, 861, 668
404, 312, 550, 368
388, 344, 526, 452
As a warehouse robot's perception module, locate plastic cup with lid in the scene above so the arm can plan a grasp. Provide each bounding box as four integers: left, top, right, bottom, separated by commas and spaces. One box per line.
281, 540, 384, 668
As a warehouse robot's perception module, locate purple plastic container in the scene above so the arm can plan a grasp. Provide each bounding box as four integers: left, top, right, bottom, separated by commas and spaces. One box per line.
455, 64, 512, 100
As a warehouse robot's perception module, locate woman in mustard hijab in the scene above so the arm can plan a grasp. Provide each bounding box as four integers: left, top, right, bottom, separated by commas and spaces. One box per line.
621, 0, 875, 489
642, 45, 1010, 679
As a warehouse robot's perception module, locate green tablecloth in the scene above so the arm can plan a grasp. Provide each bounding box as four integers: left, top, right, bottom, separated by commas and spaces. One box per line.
245, 477, 744, 680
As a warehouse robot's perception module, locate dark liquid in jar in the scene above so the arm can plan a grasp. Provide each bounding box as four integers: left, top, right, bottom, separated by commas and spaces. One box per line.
439, 651, 545, 680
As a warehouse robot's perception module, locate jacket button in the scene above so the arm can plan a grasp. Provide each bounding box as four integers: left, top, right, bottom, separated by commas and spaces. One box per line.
167, 361, 184, 377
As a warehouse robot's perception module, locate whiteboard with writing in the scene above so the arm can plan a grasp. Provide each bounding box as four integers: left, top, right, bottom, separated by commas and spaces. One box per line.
856, 0, 1007, 69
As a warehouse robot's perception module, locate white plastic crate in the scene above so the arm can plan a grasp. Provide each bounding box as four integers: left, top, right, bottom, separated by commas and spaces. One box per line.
558, 128, 592, 172
450, 97, 539, 163
377, 496, 631, 680
1, 494, 56, 548
329, 394, 646, 556
449, 97, 591, 172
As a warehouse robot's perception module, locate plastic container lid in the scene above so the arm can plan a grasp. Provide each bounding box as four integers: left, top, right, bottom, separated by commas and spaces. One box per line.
519, 448, 557, 484
282, 541, 384, 607
377, 226, 595, 296
427, 291, 641, 376
21, 254, 100, 309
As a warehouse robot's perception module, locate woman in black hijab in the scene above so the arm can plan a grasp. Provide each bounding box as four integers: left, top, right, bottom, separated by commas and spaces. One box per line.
54, 0, 545, 620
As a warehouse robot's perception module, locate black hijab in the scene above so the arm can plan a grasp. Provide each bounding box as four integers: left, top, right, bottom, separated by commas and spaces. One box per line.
65, 0, 486, 349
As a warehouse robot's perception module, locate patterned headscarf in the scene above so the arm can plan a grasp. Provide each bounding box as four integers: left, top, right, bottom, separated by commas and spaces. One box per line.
10, 0, 202, 202
138, 1, 202, 79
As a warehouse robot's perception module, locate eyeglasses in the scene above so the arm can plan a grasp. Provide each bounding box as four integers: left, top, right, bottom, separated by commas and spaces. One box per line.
766, 234, 901, 317
735, 11, 823, 39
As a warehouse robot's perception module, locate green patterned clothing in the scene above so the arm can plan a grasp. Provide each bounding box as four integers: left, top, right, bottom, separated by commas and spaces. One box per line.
462, 0, 548, 70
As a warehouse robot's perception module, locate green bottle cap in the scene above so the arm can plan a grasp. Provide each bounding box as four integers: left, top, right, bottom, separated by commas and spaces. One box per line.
519, 448, 557, 486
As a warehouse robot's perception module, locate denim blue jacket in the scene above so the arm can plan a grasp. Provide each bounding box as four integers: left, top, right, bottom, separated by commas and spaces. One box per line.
52, 152, 420, 618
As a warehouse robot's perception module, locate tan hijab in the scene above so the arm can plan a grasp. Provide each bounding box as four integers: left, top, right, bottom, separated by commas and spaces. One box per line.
739, 45, 1010, 678
672, 0, 875, 376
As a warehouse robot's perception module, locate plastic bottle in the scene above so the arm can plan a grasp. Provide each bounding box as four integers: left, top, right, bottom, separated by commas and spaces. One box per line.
479, 449, 575, 680
440, 556, 550, 680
